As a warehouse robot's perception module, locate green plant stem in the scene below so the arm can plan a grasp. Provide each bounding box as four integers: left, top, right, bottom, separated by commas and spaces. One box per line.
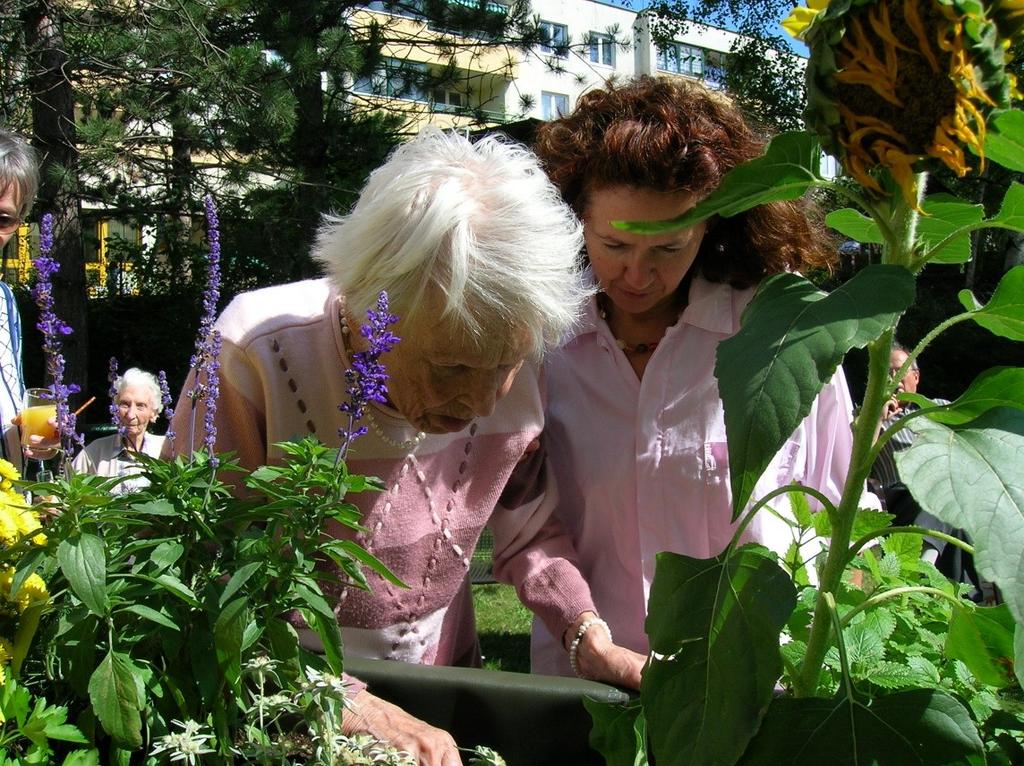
823, 592, 855, 702
730, 483, 835, 549
824, 182, 900, 246
849, 525, 975, 557
838, 586, 968, 628
795, 177, 925, 697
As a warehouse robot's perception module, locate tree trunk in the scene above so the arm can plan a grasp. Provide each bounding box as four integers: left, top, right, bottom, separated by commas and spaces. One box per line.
23, 0, 88, 399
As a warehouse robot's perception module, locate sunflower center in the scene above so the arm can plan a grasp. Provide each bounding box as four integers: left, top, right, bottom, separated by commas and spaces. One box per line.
835, 0, 958, 152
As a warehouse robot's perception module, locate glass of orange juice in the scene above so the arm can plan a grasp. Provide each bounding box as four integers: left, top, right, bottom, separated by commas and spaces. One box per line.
21, 388, 59, 461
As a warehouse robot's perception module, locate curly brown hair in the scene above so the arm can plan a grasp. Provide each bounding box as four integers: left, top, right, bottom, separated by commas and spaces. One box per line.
534, 76, 835, 289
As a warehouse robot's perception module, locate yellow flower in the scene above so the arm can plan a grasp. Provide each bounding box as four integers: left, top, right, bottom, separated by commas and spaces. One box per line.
0, 506, 19, 547
783, 0, 831, 39
0, 460, 20, 484
0, 567, 49, 613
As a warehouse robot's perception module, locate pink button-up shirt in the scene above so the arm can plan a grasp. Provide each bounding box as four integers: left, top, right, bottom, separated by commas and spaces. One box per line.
532, 276, 858, 676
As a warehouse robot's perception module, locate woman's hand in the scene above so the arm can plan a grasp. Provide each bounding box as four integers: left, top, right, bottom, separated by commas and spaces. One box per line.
11, 413, 61, 460
343, 689, 462, 766
566, 611, 645, 690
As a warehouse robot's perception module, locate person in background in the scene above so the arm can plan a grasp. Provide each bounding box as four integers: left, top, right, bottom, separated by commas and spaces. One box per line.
0, 129, 35, 470
72, 367, 166, 494
169, 128, 640, 766
531, 76, 862, 678
872, 344, 980, 594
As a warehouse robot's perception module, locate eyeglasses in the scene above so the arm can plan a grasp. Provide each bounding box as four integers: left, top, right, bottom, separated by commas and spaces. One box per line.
0, 214, 22, 235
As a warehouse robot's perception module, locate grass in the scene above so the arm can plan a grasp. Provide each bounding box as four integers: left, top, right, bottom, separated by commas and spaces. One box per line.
472, 583, 532, 673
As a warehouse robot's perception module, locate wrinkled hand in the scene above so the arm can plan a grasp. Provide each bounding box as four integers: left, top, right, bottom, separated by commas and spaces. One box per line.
881, 396, 902, 421
574, 624, 646, 691
343, 689, 461, 766
11, 414, 60, 460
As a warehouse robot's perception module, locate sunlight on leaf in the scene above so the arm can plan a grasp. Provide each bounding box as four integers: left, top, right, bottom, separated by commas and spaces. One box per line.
970, 265, 1024, 340
613, 132, 823, 233
983, 109, 1024, 172
917, 197, 985, 265
88, 651, 143, 749
717, 265, 915, 515
898, 409, 1024, 627
946, 605, 1016, 688
826, 208, 883, 244
921, 367, 1024, 425
642, 545, 796, 766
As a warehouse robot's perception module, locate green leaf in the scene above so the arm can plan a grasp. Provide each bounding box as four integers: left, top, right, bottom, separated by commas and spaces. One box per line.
214, 598, 248, 697
61, 750, 100, 766
87, 651, 142, 749
984, 109, 1024, 172
131, 573, 200, 606
826, 208, 883, 244
970, 265, 1024, 340
42, 723, 89, 744
987, 182, 1024, 232
897, 409, 1024, 628
717, 266, 916, 515
1015, 624, 1024, 689
118, 604, 179, 631
739, 689, 984, 764
947, 604, 1017, 688
148, 541, 183, 571
958, 289, 982, 312
57, 535, 108, 616
642, 545, 796, 766
923, 367, 1024, 425
325, 540, 407, 588
219, 562, 262, 607
129, 498, 178, 517
614, 132, 823, 233
585, 698, 648, 766
918, 197, 985, 265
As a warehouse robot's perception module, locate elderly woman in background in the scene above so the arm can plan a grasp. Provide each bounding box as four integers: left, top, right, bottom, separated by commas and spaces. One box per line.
530, 76, 859, 679
170, 128, 640, 766
72, 367, 165, 493
0, 129, 36, 470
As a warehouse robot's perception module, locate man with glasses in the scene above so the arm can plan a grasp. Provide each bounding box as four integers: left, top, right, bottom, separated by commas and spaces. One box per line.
0, 129, 37, 469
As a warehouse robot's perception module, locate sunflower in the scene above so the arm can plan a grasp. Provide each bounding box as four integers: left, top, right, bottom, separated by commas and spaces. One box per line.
787, 0, 1021, 206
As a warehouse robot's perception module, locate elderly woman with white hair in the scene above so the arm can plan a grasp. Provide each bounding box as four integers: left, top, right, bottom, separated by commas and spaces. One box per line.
72, 367, 166, 492
169, 128, 643, 765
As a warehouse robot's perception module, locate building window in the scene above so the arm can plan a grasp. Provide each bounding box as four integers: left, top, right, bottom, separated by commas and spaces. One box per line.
431, 87, 467, 113
538, 21, 569, 58
588, 32, 614, 66
657, 42, 705, 77
541, 91, 569, 120
353, 58, 428, 101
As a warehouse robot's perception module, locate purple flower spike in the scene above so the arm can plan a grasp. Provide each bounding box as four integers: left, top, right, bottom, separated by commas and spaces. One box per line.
185, 196, 224, 464
337, 291, 400, 461
158, 370, 176, 456
108, 357, 125, 436
31, 213, 83, 460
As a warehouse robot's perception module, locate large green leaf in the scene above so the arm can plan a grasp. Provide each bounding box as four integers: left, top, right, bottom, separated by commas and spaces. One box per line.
1015, 625, 1024, 689
218, 562, 262, 607
717, 266, 916, 515
897, 409, 1024, 627
614, 132, 823, 234
918, 198, 985, 265
946, 604, 1017, 688
739, 690, 983, 764
585, 698, 647, 766
984, 109, 1024, 172
87, 651, 142, 749
826, 208, 883, 244
214, 597, 248, 697
970, 265, 1024, 340
642, 545, 796, 766
922, 367, 1024, 425
57, 535, 108, 616
987, 182, 1024, 232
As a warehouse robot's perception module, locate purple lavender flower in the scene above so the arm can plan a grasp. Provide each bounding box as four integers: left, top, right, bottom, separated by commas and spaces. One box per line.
185, 195, 224, 464
337, 291, 400, 460
31, 213, 83, 460
158, 369, 176, 456
108, 357, 126, 437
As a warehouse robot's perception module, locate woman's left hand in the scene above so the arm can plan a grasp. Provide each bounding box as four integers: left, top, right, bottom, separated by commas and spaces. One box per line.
576, 629, 646, 690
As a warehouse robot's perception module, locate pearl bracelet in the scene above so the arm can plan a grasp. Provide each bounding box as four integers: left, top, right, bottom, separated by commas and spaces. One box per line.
568, 617, 612, 679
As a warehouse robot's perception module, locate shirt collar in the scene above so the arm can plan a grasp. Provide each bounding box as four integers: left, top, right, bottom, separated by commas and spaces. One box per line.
564, 272, 750, 344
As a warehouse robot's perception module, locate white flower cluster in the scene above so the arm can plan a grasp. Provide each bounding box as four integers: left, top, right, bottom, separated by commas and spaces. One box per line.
150, 719, 215, 765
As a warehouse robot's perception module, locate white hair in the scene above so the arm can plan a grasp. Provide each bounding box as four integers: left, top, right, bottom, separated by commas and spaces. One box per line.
114, 367, 163, 416
313, 127, 589, 357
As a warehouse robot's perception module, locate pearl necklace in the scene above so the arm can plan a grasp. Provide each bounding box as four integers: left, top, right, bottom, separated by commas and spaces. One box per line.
340, 307, 426, 453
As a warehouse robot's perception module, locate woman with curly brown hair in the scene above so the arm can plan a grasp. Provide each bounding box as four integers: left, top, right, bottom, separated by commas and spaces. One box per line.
531, 76, 861, 681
